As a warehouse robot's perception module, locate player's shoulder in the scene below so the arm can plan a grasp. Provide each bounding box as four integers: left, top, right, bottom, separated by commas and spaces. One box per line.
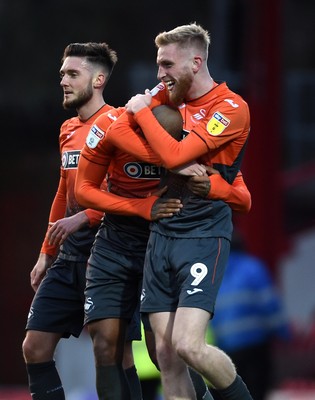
215, 82, 249, 110
207, 83, 249, 124
59, 116, 81, 139
93, 106, 126, 130
60, 115, 80, 129
84, 107, 126, 151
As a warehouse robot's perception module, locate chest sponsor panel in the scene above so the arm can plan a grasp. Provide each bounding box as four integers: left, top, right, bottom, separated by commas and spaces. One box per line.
62, 150, 81, 169
124, 162, 161, 179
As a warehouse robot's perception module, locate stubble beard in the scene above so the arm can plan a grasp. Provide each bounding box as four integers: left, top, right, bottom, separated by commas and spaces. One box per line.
169, 73, 193, 106
63, 85, 93, 110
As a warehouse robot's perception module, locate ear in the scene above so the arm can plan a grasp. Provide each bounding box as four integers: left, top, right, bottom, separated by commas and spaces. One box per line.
192, 56, 202, 73
93, 72, 106, 88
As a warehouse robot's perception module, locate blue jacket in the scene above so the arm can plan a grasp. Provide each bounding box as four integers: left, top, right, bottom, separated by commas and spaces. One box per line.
211, 250, 290, 351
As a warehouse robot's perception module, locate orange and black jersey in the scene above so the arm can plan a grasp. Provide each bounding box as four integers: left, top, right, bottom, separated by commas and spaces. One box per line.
77, 107, 162, 239
105, 82, 250, 239
107, 82, 250, 183
77, 105, 250, 229
41, 104, 112, 260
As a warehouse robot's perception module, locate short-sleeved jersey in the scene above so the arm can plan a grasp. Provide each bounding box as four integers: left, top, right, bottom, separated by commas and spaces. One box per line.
106, 82, 250, 240
48, 104, 112, 261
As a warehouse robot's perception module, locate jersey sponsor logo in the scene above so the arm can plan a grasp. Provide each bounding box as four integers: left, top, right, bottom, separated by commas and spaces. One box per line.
124, 162, 161, 179
62, 150, 80, 169
86, 124, 105, 149
224, 98, 239, 108
206, 111, 230, 136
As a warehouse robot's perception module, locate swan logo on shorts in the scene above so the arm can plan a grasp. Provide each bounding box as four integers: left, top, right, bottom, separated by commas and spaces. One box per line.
27, 307, 34, 321
86, 124, 105, 148
206, 112, 230, 136
84, 297, 95, 313
140, 289, 146, 303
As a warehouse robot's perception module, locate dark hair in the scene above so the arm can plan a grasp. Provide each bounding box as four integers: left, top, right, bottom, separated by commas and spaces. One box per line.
62, 42, 118, 78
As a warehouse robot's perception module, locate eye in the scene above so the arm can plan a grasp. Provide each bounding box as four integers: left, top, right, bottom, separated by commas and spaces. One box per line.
163, 62, 173, 68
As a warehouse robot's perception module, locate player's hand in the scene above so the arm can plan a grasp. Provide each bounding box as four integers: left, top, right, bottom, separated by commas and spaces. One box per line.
187, 166, 220, 198
149, 185, 182, 220
125, 89, 152, 114
150, 197, 183, 220
30, 253, 54, 292
171, 161, 207, 176
47, 211, 89, 247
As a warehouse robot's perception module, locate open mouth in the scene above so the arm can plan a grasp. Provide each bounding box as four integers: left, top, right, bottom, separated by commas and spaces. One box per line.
165, 80, 175, 91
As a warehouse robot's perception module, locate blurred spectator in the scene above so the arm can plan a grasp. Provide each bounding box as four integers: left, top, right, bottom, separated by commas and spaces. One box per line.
209, 230, 291, 400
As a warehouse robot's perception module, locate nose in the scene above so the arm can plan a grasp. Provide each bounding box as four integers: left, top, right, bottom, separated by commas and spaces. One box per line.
157, 66, 165, 81
60, 75, 68, 87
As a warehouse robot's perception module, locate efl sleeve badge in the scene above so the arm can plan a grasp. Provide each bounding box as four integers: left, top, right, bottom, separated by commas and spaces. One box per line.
206, 112, 230, 136
86, 124, 105, 149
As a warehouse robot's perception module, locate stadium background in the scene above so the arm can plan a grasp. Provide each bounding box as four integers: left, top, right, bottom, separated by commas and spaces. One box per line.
0, 0, 315, 398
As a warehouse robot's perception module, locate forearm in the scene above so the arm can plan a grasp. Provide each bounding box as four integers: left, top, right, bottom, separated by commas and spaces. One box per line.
40, 176, 67, 255
134, 107, 207, 168
76, 183, 157, 220
209, 173, 251, 214
106, 111, 162, 164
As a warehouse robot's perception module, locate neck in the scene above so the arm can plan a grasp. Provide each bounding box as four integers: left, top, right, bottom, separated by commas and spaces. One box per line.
77, 97, 106, 121
187, 73, 215, 101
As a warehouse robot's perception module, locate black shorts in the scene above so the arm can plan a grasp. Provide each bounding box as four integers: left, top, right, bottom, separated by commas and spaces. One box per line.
84, 226, 145, 334
26, 254, 140, 341
140, 232, 230, 316
26, 257, 86, 338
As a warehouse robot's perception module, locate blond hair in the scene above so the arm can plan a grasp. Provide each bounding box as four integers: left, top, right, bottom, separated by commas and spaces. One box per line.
155, 23, 210, 59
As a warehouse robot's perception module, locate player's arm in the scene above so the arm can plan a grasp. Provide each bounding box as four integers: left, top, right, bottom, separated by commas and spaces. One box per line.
187, 170, 251, 214
210, 171, 251, 213
105, 111, 162, 164
118, 90, 249, 169
104, 86, 171, 164
30, 174, 68, 291
75, 110, 160, 219
106, 107, 207, 167
76, 107, 181, 220
75, 145, 181, 221
40, 173, 67, 257
111, 90, 208, 167
43, 173, 105, 249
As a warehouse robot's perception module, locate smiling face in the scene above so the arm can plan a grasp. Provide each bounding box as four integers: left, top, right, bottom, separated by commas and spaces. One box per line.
59, 56, 94, 110
156, 43, 196, 106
